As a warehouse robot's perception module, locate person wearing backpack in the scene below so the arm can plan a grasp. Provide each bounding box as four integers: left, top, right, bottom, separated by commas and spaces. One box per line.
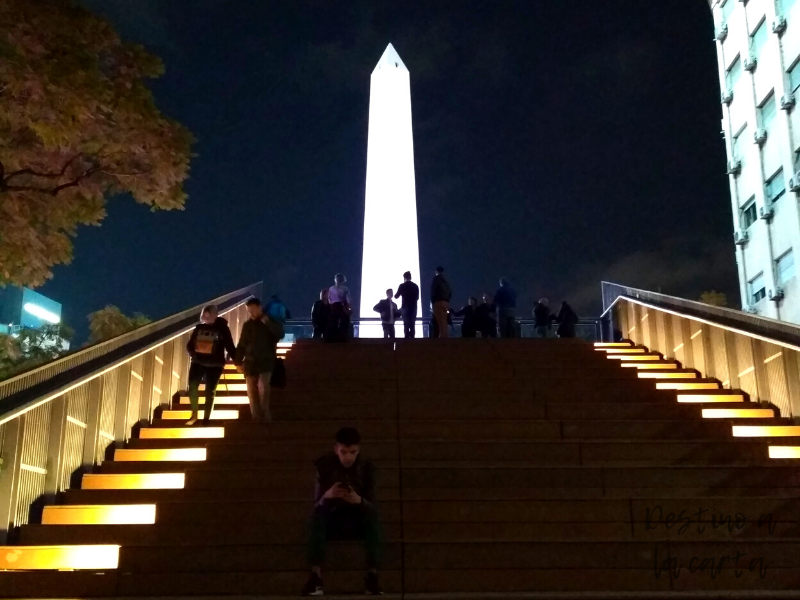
265, 294, 289, 325
185, 305, 237, 426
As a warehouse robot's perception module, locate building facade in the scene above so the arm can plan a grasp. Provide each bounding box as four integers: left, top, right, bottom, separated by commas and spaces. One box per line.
710, 0, 800, 321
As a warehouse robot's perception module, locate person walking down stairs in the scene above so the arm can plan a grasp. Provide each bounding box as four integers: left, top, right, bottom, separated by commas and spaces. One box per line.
185, 304, 237, 426
234, 298, 284, 423
302, 427, 383, 596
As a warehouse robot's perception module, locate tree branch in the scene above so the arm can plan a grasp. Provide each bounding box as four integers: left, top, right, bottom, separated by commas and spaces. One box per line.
3, 153, 83, 183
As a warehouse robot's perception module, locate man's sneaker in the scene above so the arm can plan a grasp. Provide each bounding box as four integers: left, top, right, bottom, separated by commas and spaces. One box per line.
301, 573, 324, 596
365, 572, 383, 595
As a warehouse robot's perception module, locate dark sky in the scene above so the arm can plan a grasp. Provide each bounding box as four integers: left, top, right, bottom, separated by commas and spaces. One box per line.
41, 0, 738, 341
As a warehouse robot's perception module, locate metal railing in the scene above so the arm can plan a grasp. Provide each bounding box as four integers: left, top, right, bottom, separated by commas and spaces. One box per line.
601, 281, 800, 420
0, 283, 261, 541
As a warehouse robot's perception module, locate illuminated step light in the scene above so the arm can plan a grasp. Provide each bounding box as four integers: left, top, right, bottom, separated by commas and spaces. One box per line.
638, 372, 697, 379
677, 394, 745, 403
594, 342, 632, 347
114, 447, 207, 462
769, 446, 800, 459
42, 504, 156, 525
82, 473, 185, 490
597, 348, 646, 354
702, 408, 775, 419
607, 354, 661, 361
178, 396, 248, 405
656, 381, 720, 390
161, 410, 239, 420
733, 425, 800, 437
277, 349, 289, 355
0, 545, 120, 570
277, 342, 294, 348
202, 383, 246, 392
220, 373, 245, 381
139, 427, 224, 439
621, 362, 677, 369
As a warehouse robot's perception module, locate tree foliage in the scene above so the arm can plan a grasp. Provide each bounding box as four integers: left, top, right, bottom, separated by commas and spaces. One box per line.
87, 305, 150, 344
0, 0, 194, 287
0, 322, 74, 380
699, 291, 728, 307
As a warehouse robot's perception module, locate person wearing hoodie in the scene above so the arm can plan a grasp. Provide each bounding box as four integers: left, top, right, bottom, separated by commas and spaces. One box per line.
556, 300, 579, 338
185, 305, 237, 426
235, 298, 285, 423
373, 289, 400, 340
430, 266, 452, 339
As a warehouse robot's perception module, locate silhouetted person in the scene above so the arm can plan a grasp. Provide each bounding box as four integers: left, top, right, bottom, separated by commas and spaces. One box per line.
373, 289, 400, 340
477, 293, 497, 338
327, 273, 352, 343
395, 271, 420, 339
185, 305, 236, 426
265, 294, 289, 325
235, 298, 284, 423
302, 427, 382, 596
494, 277, 518, 338
311, 289, 329, 339
453, 297, 479, 338
533, 298, 553, 339
430, 266, 452, 338
556, 301, 579, 339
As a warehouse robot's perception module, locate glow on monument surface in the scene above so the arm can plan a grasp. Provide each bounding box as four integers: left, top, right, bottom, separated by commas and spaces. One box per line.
359, 44, 421, 337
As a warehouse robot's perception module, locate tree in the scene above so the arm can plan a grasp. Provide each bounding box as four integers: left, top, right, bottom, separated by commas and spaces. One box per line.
699, 291, 728, 307
87, 305, 150, 344
0, 322, 74, 380
0, 0, 194, 287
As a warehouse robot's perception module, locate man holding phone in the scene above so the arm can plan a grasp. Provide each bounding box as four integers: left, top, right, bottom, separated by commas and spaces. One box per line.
302, 427, 382, 596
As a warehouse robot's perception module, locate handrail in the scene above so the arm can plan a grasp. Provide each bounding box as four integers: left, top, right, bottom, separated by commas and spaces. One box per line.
601, 281, 800, 350
0, 282, 262, 425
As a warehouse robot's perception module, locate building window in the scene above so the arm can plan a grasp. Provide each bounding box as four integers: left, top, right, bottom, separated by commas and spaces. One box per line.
751, 19, 768, 57
777, 250, 795, 286
759, 94, 777, 130
727, 56, 742, 90
749, 273, 767, 303
766, 169, 786, 203
790, 61, 800, 94
722, 0, 736, 20
741, 197, 758, 228
733, 124, 747, 160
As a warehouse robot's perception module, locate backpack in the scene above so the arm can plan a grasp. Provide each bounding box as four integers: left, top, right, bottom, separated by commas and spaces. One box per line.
267, 300, 287, 323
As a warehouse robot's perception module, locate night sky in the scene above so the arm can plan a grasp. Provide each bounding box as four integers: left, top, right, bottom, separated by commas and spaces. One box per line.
40, 1, 738, 341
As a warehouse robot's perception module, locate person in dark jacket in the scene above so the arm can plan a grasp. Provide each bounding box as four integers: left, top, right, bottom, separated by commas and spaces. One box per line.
453, 297, 479, 338
185, 305, 237, 426
234, 298, 285, 423
395, 271, 420, 339
476, 293, 497, 338
533, 298, 553, 338
494, 277, 518, 338
430, 266, 452, 338
373, 289, 400, 340
311, 289, 329, 339
302, 427, 382, 596
556, 301, 579, 338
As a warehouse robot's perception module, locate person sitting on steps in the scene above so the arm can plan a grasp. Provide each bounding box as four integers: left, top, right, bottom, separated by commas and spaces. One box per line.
302, 427, 383, 596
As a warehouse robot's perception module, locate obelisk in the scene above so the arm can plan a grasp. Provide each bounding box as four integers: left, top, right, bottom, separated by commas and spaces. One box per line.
359, 43, 421, 337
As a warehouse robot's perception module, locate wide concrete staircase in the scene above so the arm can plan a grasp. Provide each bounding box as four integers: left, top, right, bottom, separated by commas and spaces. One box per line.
3, 338, 800, 597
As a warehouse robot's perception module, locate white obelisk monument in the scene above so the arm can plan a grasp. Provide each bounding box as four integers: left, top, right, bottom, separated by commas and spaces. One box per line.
359, 44, 421, 337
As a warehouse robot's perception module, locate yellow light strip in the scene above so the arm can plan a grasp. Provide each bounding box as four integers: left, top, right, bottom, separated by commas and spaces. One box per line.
673, 343, 684, 353
114, 447, 207, 461
738, 366, 755, 378
691, 329, 703, 339
42, 504, 156, 525
765, 351, 783, 364
677, 393, 744, 403
637, 372, 697, 379
769, 446, 800, 459
656, 382, 720, 390
220, 373, 245, 381
160, 410, 239, 420
178, 396, 248, 405
606, 354, 661, 361
594, 342, 632, 347
82, 473, 185, 490
139, 427, 224, 439
597, 348, 647, 354
277, 342, 294, 348
203, 383, 246, 392
621, 362, 678, 369
0, 545, 120, 570
701, 408, 775, 419
732, 425, 800, 437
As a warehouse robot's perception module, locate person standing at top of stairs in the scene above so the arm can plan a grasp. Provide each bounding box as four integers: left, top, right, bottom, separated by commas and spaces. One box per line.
185, 304, 237, 426
234, 298, 284, 423
326, 273, 352, 343
302, 427, 383, 596
373, 289, 400, 340
430, 266, 452, 339
395, 271, 420, 339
